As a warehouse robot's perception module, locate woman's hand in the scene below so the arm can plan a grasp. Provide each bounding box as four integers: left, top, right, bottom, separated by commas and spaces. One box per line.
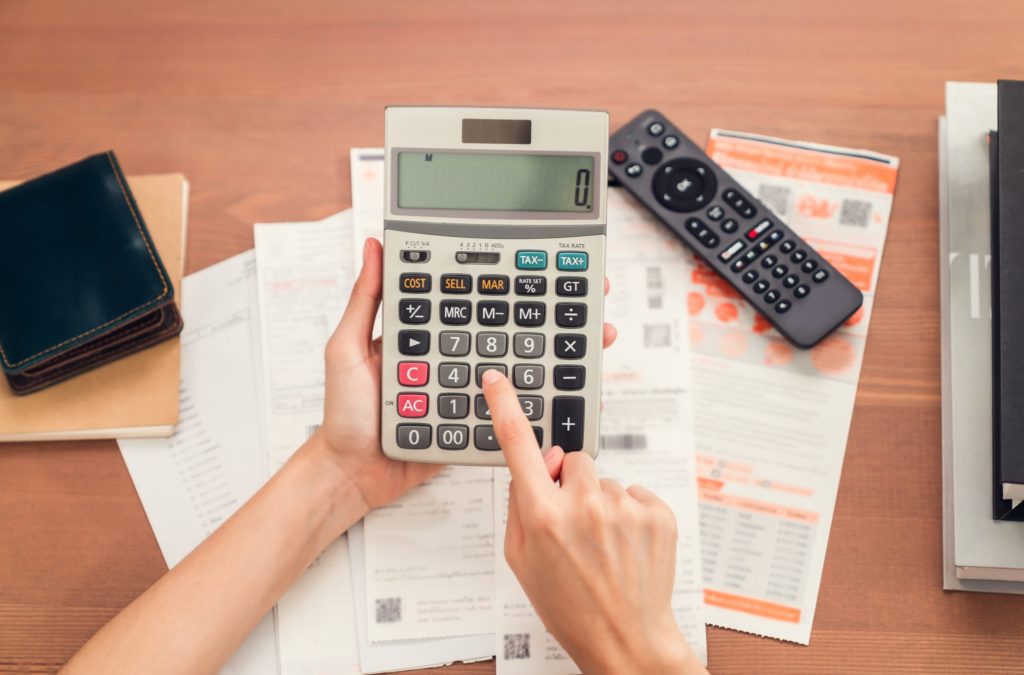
318, 238, 443, 510
483, 371, 706, 675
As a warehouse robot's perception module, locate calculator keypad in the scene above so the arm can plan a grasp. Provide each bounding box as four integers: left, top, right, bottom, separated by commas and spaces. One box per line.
382, 232, 604, 465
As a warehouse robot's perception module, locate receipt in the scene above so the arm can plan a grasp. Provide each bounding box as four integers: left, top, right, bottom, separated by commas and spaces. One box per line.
254, 212, 355, 472
362, 466, 495, 641
493, 194, 708, 674
691, 131, 898, 643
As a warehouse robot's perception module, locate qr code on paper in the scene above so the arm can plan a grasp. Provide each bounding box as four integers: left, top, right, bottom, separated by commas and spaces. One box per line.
758, 184, 791, 217
839, 199, 872, 226
375, 597, 401, 624
503, 633, 531, 660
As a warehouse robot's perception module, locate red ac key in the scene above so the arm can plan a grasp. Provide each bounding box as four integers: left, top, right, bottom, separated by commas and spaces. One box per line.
397, 393, 428, 418
398, 361, 429, 387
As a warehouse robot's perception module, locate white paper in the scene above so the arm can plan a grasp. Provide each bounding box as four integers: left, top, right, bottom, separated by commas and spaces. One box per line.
493, 197, 707, 674
254, 212, 355, 473
350, 148, 386, 337
276, 536, 361, 675
349, 522, 495, 673
119, 250, 279, 675
363, 467, 495, 641
690, 130, 898, 643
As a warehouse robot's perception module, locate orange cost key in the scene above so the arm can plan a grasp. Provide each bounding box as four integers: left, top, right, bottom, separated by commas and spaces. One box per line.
400, 273, 431, 293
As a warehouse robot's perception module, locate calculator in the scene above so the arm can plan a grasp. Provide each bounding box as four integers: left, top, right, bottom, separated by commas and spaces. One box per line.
380, 106, 608, 466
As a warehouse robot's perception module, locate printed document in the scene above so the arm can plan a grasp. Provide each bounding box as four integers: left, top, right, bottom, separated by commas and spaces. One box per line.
254, 212, 355, 472
493, 196, 708, 674
688, 131, 898, 643
119, 250, 278, 675
276, 536, 361, 675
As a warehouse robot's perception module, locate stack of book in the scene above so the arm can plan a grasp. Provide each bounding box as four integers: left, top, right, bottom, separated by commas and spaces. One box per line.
940, 81, 1024, 592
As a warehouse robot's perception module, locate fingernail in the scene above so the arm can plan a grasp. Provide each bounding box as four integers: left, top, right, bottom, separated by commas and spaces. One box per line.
481, 369, 503, 385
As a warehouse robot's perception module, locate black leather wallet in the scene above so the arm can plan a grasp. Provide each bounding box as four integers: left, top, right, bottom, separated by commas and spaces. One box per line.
0, 152, 183, 395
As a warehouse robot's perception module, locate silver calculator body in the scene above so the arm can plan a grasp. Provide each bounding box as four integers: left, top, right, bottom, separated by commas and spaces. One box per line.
381, 106, 609, 466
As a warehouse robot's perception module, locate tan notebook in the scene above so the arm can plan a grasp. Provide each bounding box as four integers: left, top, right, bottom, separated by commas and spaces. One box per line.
0, 174, 188, 441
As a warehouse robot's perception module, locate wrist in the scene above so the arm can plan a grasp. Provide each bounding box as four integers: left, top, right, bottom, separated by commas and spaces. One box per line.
586, 616, 701, 675
296, 431, 372, 537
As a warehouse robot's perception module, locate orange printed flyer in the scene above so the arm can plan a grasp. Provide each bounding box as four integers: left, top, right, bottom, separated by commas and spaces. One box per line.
689, 130, 898, 643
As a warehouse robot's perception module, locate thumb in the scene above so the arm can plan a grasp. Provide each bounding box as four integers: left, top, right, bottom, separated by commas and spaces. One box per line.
330, 238, 382, 356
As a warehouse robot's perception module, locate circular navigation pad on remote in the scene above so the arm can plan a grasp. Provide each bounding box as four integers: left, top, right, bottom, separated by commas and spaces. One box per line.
651, 159, 718, 212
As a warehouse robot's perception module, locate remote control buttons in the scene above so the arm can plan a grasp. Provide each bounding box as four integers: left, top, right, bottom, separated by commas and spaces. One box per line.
478, 301, 509, 326
515, 251, 547, 270
398, 362, 429, 387
801, 260, 819, 273
397, 394, 428, 418
612, 149, 628, 164
515, 276, 546, 296
556, 252, 588, 271
647, 121, 665, 136
439, 331, 471, 356
400, 273, 431, 293
780, 240, 796, 253
723, 188, 757, 219
552, 396, 585, 452
772, 265, 788, 279
400, 250, 430, 263
742, 270, 759, 284
685, 218, 719, 248
783, 275, 799, 289
764, 290, 781, 304
556, 277, 587, 296
812, 269, 829, 283
397, 424, 431, 449
652, 159, 717, 213
438, 394, 469, 419
555, 303, 587, 328
398, 330, 430, 355
625, 163, 643, 178
662, 135, 679, 149
753, 280, 769, 294
478, 275, 509, 294
794, 284, 811, 298
761, 255, 778, 269
553, 365, 585, 390
441, 274, 471, 293
775, 300, 792, 314
706, 205, 725, 221
720, 240, 746, 262
437, 425, 469, 450
555, 334, 586, 359
399, 299, 430, 324
746, 218, 773, 240
440, 300, 471, 325
791, 249, 807, 263
641, 147, 663, 165
721, 218, 739, 234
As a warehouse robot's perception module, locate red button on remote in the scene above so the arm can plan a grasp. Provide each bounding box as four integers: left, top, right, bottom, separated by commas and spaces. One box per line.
611, 149, 628, 164
397, 393, 428, 418
398, 361, 429, 386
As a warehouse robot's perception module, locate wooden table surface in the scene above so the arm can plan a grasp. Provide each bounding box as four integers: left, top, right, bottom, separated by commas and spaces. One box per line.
3, 1, 1024, 672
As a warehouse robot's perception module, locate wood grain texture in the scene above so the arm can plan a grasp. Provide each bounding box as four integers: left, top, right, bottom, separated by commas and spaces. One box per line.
2, 0, 1023, 672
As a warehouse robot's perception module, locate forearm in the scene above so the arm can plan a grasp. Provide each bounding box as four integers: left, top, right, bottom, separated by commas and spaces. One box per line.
63, 432, 367, 675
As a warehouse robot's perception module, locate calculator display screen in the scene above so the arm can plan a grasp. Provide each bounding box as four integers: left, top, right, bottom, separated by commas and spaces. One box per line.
397, 151, 594, 213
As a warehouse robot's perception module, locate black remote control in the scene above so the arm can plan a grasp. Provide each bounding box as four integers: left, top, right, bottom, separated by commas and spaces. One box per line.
609, 109, 863, 349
